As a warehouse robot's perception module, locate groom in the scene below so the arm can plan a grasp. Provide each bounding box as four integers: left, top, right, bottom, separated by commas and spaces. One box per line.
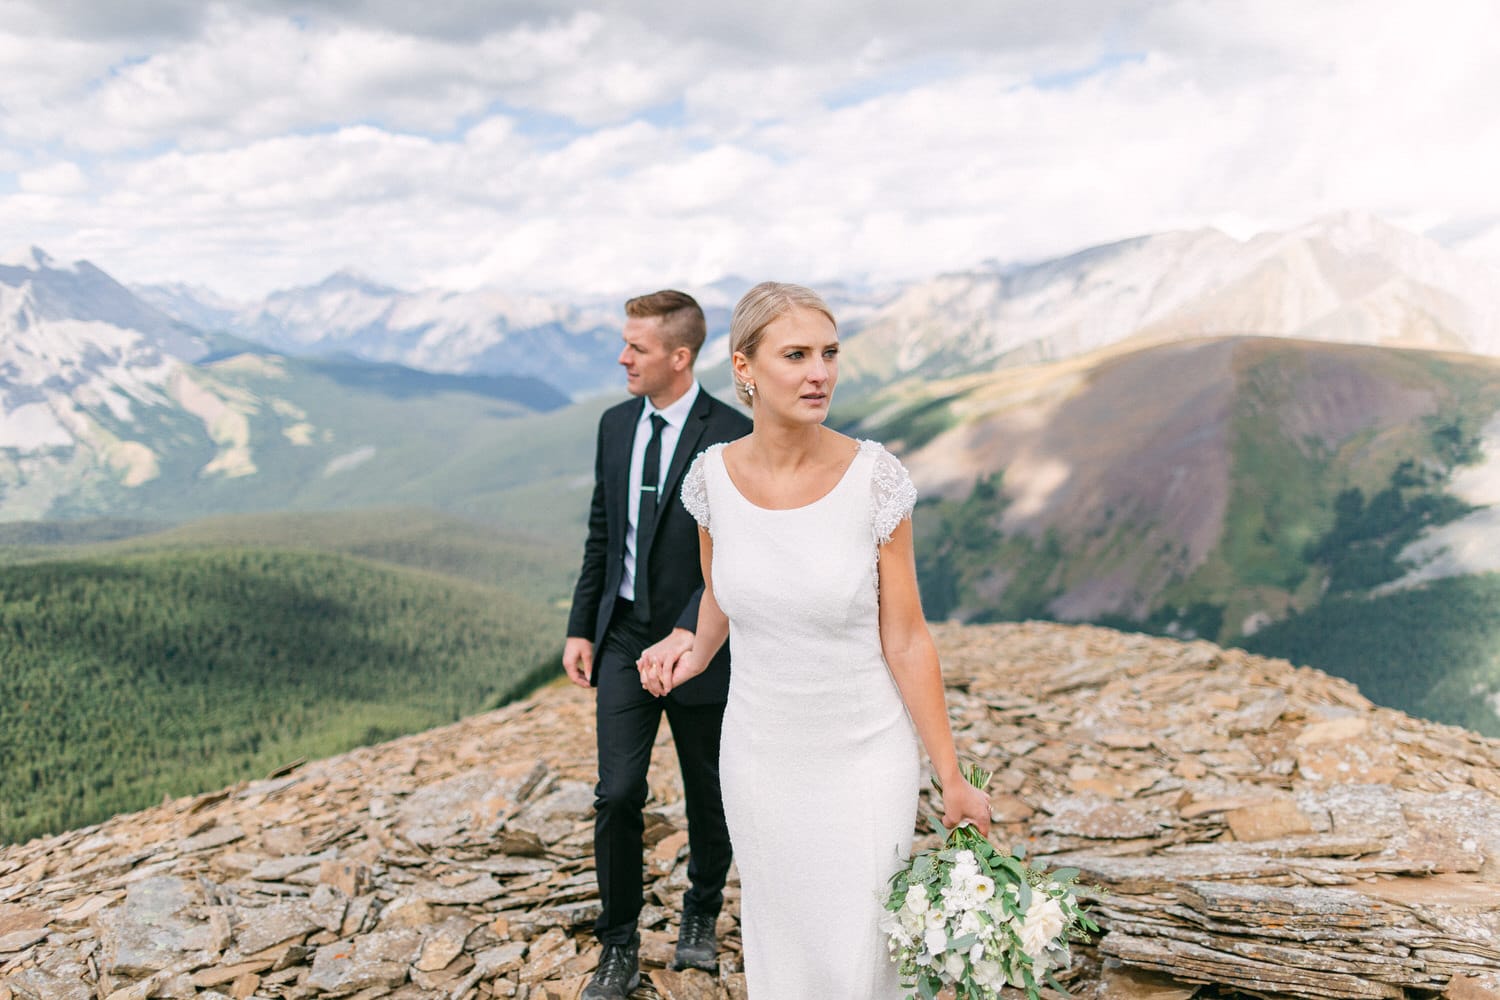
564, 289, 750, 999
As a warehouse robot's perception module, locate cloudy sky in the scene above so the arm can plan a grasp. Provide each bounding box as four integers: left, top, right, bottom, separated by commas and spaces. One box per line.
2, 0, 1497, 300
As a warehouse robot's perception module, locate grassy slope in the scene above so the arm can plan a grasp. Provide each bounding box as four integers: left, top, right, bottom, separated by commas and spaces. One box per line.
1164, 345, 1500, 637
39, 354, 607, 540
0, 510, 572, 844
848, 339, 1500, 733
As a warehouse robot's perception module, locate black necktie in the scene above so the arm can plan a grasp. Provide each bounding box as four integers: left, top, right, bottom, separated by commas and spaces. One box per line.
633, 413, 668, 622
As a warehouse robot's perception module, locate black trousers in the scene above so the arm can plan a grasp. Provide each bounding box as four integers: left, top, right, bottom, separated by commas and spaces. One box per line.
593, 603, 731, 946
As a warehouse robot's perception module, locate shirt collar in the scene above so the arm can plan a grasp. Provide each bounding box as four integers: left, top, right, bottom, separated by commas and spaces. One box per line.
642, 380, 700, 430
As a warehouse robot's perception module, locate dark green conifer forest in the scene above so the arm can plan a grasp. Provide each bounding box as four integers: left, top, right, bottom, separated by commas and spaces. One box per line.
0, 518, 568, 844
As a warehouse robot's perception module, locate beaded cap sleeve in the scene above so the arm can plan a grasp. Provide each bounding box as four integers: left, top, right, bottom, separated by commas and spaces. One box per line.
867, 440, 917, 544
680, 444, 722, 532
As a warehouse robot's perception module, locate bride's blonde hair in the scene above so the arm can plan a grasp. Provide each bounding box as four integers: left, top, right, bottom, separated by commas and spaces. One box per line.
729, 282, 837, 405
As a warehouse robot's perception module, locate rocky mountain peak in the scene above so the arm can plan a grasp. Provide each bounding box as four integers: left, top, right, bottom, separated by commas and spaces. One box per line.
3, 622, 1497, 999
0, 247, 207, 363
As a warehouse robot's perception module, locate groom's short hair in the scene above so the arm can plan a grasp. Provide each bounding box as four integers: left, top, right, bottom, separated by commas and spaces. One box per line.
625, 289, 706, 362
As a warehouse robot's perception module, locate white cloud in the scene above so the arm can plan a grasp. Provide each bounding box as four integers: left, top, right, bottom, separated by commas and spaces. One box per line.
1, 0, 1497, 298
18, 162, 89, 195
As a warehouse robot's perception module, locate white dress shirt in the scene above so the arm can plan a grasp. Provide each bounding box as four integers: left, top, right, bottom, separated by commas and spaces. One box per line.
620, 380, 700, 603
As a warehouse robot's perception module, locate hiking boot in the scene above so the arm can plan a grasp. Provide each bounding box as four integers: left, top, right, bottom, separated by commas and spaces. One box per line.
672, 909, 719, 973
582, 938, 640, 999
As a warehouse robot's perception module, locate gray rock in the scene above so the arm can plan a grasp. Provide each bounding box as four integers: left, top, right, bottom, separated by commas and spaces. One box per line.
6, 967, 92, 1000
232, 900, 321, 954
306, 938, 410, 995
93, 877, 218, 976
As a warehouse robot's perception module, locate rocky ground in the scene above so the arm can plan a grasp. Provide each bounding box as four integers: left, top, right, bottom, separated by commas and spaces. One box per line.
3, 621, 1500, 1000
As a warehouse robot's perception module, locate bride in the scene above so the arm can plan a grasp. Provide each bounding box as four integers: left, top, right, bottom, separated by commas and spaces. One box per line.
638, 281, 990, 997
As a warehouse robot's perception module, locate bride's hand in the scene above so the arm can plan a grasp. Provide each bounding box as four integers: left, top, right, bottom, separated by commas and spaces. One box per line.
942, 779, 992, 837
640, 648, 709, 697
637, 628, 694, 697
669, 649, 709, 689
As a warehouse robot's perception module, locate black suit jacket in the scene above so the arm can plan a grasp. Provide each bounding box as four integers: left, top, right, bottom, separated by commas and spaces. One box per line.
567, 387, 751, 704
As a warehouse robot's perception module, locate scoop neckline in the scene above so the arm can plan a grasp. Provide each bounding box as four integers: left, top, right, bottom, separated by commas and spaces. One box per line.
718, 439, 867, 513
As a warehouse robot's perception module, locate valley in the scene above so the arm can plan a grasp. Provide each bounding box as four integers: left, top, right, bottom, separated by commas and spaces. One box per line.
5, 212, 1500, 839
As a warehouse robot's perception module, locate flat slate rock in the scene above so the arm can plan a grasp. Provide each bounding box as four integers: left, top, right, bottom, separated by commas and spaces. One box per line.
2, 621, 1499, 1000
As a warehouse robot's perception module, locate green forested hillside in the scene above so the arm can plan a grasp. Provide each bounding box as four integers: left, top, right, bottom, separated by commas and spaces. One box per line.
1241, 574, 1500, 738
0, 542, 565, 844
61, 509, 575, 600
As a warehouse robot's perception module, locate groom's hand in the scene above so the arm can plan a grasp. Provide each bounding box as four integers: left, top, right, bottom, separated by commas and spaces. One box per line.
562, 637, 594, 689
637, 627, 694, 696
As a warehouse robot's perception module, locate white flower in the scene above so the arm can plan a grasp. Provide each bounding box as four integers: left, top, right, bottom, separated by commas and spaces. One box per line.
1017, 895, 1067, 962
972, 958, 1003, 989
972, 875, 995, 900
924, 925, 948, 955
900, 907, 924, 935
904, 885, 929, 914
881, 910, 914, 949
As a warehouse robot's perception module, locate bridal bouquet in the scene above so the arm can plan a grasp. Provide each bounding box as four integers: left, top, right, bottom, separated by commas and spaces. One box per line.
883, 763, 1098, 999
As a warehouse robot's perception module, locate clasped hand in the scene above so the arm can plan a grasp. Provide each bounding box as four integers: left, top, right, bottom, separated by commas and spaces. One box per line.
636, 627, 699, 697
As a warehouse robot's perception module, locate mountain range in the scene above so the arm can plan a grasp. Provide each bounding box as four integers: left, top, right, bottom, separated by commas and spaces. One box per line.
839, 212, 1500, 390
135, 272, 900, 399
1, 248, 572, 523
5, 213, 1500, 735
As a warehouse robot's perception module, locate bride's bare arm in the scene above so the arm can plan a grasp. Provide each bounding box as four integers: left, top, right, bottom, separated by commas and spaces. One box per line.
878, 518, 991, 835
640, 528, 729, 696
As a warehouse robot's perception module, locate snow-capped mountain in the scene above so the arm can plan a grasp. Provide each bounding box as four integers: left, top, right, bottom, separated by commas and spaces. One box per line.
140, 273, 903, 398
2, 250, 566, 521
840, 212, 1500, 387
149, 272, 629, 398
0, 247, 208, 453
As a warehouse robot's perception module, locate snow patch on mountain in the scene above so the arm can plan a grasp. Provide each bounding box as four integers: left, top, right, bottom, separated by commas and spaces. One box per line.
0, 402, 73, 450
324, 445, 376, 477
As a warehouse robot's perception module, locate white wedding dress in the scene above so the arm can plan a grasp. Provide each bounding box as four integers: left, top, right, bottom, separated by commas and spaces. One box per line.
682, 439, 920, 999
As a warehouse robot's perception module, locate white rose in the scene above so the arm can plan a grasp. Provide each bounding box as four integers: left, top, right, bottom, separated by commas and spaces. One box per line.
901, 907, 924, 935
925, 925, 948, 955
1017, 895, 1066, 962
972, 958, 1003, 989
905, 885, 930, 914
